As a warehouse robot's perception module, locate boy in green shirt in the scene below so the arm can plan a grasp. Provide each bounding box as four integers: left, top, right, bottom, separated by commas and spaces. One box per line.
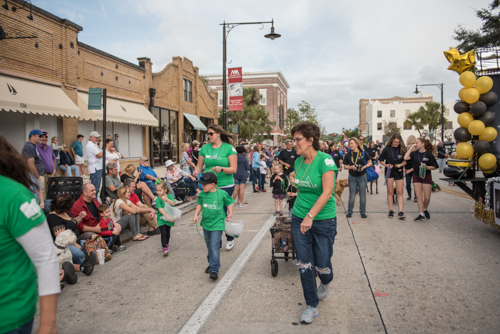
193, 172, 234, 280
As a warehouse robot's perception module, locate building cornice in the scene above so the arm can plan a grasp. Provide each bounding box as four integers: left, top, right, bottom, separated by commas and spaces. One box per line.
202, 70, 290, 89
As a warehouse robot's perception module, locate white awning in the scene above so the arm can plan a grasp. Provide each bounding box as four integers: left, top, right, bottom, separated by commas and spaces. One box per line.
0, 75, 80, 118
77, 92, 158, 127
184, 113, 208, 131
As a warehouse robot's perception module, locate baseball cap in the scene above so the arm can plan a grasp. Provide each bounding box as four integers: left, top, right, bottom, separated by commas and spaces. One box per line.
28, 129, 44, 137
198, 172, 217, 185
89, 131, 101, 138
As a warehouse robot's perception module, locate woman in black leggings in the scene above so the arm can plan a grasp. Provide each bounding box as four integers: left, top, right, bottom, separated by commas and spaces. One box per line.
405, 135, 416, 201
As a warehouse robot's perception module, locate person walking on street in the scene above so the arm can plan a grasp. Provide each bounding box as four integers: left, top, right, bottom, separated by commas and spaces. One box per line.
85, 131, 103, 199
405, 135, 417, 201
437, 141, 447, 173
328, 142, 343, 181
233, 146, 250, 207
271, 164, 288, 216
290, 122, 337, 324
22, 129, 45, 194
193, 124, 237, 251
343, 138, 373, 218
404, 138, 439, 221
251, 145, 263, 192
378, 133, 407, 219
366, 141, 378, 165
279, 139, 297, 177
71, 134, 86, 178
155, 181, 177, 256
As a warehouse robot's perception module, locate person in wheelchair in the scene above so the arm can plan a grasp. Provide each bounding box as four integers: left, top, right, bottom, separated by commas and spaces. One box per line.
164, 160, 200, 202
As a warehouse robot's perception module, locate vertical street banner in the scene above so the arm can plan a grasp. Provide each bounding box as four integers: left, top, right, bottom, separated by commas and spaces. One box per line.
228, 67, 243, 111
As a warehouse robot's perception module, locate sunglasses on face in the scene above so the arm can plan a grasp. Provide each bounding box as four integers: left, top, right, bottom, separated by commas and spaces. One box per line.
40, 135, 47, 138
207, 132, 216, 136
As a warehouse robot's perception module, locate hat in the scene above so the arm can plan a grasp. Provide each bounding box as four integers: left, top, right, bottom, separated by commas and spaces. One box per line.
39, 129, 48, 135
28, 129, 44, 137
165, 160, 175, 167
89, 131, 101, 138
192, 140, 200, 145
198, 172, 217, 185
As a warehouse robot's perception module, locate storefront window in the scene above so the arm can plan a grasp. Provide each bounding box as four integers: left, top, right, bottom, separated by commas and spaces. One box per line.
170, 110, 178, 162
151, 107, 178, 165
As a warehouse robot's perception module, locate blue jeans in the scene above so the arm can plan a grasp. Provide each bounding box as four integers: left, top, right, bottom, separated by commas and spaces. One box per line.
252, 168, 262, 191
59, 165, 80, 176
203, 229, 223, 274
220, 186, 235, 242
69, 245, 86, 265
291, 214, 337, 308
3, 318, 34, 334
144, 179, 157, 195
348, 173, 368, 215
438, 158, 446, 172
90, 169, 102, 198
183, 177, 198, 197
43, 199, 51, 216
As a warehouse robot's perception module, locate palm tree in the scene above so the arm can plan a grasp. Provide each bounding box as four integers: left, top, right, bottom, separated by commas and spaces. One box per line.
418, 101, 447, 134
405, 112, 425, 136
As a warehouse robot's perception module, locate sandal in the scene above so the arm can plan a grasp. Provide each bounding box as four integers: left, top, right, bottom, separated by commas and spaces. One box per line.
242, 201, 249, 204
133, 235, 147, 241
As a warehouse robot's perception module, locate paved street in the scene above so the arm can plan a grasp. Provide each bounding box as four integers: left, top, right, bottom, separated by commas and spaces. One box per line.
34, 170, 500, 333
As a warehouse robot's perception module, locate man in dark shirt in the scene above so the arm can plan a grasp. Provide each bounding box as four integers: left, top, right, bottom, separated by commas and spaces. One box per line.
436, 141, 447, 173
279, 140, 297, 176
22, 129, 46, 194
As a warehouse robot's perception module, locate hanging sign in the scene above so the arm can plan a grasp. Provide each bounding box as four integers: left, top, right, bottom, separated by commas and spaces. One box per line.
228, 67, 243, 111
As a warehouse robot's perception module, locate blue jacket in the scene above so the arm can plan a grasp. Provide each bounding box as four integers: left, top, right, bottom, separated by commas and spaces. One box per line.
234, 154, 250, 180
251, 151, 261, 169
59, 151, 74, 166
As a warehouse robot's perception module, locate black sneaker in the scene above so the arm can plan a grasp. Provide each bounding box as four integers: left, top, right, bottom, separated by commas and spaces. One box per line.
346, 213, 352, 218
388, 210, 394, 218
62, 262, 77, 284
147, 227, 160, 236
424, 210, 430, 219
205, 265, 210, 274
210, 272, 218, 280
361, 214, 367, 218
414, 215, 426, 221
406, 197, 411, 201
414, 198, 417, 202
80, 251, 96, 276
398, 212, 406, 220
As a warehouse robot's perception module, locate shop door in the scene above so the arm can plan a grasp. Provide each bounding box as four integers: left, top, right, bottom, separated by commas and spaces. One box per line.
152, 108, 179, 166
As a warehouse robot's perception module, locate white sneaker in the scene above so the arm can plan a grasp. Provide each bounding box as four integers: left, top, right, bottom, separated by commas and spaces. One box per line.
239, 203, 247, 208
226, 240, 234, 250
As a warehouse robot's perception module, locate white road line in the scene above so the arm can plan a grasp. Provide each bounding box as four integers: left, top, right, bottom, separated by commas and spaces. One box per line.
178, 214, 276, 334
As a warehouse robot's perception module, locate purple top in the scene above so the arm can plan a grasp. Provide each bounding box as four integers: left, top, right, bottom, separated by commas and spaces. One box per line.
36, 144, 56, 174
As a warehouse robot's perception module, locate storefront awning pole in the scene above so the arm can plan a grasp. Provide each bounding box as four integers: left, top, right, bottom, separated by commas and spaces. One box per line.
101, 88, 107, 204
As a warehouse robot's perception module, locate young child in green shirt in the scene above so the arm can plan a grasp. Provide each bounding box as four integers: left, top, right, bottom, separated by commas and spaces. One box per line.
193, 172, 234, 280
155, 181, 177, 256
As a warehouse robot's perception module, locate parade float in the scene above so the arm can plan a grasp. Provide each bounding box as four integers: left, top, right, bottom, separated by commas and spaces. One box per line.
442, 46, 500, 229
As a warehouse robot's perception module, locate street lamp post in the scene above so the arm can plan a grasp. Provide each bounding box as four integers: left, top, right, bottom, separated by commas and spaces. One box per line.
221, 20, 281, 131
413, 83, 445, 142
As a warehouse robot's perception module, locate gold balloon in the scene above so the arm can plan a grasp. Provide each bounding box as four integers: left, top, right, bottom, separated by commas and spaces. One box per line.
444, 48, 475, 74
468, 120, 486, 136
457, 112, 474, 128
459, 71, 476, 88
475, 76, 494, 94
456, 142, 474, 159
451, 152, 458, 159
463, 88, 480, 104
479, 153, 496, 170
458, 87, 467, 100
479, 127, 497, 142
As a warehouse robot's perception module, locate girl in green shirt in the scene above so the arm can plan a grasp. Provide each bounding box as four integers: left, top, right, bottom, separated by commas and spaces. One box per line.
155, 181, 177, 256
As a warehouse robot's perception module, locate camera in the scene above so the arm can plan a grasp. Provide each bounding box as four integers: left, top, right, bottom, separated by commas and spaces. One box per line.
356, 164, 363, 172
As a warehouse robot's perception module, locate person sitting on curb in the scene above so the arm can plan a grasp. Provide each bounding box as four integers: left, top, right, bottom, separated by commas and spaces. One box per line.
70, 183, 121, 242
138, 156, 158, 195
110, 187, 149, 241
164, 159, 200, 202
123, 178, 159, 236
58, 144, 80, 177
121, 164, 156, 208
105, 163, 122, 199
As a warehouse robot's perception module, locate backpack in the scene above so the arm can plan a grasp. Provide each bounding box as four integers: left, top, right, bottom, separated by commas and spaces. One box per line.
84, 235, 112, 264
362, 151, 379, 182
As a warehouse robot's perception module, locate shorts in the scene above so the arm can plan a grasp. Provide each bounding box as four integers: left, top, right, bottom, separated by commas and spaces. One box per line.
273, 194, 287, 200
234, 178, 247, 185
386, 168, 404, 181
412, 173, 433, 185
75, 155, 84, 164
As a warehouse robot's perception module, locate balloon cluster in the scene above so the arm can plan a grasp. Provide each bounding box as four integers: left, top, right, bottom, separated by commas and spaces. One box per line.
453, 71, 498, 172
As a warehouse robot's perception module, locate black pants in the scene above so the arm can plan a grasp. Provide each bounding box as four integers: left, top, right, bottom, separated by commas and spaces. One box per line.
159, 225, 171, 247
405, 173, 416, 198
107, 234, 121, 248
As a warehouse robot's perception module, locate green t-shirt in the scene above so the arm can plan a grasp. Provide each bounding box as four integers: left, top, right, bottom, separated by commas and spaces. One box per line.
156, 194, 176, 227
197, 189, 234, 231
0, 175, 47, 333
293, 151, 337, 220
199, 142, 237, 188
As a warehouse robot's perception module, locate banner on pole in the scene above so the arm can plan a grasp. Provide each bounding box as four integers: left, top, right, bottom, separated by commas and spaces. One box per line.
228, 67, 243, 111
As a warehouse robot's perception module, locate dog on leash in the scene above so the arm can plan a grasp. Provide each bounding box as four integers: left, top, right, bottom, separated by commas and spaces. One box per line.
334, 179, 349, 206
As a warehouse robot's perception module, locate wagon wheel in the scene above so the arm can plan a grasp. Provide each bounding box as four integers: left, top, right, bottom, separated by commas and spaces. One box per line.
271, 259, 278, 277
284, 252, 289, 261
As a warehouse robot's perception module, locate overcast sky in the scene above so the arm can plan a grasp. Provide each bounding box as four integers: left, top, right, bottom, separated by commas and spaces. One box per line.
39, 0, 491, 133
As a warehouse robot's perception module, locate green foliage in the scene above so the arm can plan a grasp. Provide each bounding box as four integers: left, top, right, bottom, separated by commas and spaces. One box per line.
383, 120, 402, 138
453, 0, 500, 52
283, 108, 300, 137
297, 100, 318, 125
342, 127, 359, 139
405, 112, 425, 137
404, 101, 447, 138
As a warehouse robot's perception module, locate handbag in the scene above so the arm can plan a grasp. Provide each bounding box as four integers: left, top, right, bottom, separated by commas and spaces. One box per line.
84, 235, 112, 264
362, 151, 379, 182
172, 181, 190, 197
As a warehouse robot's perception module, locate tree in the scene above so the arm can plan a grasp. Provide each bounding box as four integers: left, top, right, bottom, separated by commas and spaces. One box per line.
453, 0, 500, 52
418, 101, 447, 134
297, 100, 318, 125
342, 127, 359, 139
383, 119, 402, 139
405, 112, 425, 137
283, 108, 300, 137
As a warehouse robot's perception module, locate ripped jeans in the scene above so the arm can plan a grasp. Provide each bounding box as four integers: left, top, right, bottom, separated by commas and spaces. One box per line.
291, 214, 337, 308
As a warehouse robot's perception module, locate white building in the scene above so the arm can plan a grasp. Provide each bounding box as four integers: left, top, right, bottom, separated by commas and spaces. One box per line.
366, 94, 458, 143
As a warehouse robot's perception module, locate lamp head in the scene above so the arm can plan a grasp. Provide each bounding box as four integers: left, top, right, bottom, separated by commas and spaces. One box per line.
264, 22, 281, 40
413, 85, 420, 94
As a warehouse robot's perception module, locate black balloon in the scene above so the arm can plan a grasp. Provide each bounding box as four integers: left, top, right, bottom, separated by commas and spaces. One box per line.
470, 101, 487, 116
479, 91, 498, 107
454, 101, 470, 114
454, 127, 472, 142
496, 153, 500, 168
479, 111, 496, 126
474, 140, 490, 155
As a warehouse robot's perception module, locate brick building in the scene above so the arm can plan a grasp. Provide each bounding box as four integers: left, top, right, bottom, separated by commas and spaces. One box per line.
203, 71, 290, 144
0, 0, 217, 168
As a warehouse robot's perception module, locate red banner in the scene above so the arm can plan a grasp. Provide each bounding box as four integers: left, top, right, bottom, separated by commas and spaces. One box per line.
228, 67, 243, 111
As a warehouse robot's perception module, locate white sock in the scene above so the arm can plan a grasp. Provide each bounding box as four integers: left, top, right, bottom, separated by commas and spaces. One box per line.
423, 209, 427, 212
420, 213, 425, 217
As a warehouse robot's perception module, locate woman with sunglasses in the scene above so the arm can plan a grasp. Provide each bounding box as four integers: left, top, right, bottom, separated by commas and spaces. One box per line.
193, 124, 238, 251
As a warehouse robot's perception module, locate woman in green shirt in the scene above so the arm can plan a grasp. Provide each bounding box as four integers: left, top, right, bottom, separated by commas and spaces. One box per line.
193, 124, 237, 250
290, 122, 337, 325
